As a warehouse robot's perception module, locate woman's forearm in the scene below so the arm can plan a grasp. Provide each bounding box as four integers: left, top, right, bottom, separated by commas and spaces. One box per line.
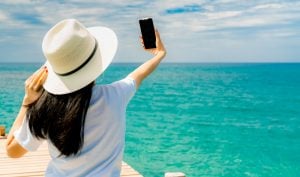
6, 105, 27, 147
128, 51, 166, 88
6, 67, 47, 158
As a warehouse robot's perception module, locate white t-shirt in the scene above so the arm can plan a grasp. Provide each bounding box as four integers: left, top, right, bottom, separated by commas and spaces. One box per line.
14, 77, 136, 177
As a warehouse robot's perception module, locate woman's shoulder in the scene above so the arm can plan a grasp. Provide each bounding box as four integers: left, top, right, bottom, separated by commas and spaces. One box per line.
94, 77, 135, 92
90, 79, 125, 100
90, 78, 136, 104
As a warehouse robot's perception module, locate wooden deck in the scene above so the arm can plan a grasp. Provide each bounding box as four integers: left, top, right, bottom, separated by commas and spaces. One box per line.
0, 139, 143, 177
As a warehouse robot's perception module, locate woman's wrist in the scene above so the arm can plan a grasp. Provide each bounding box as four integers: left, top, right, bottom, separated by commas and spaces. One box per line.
22, 96, 32, 107
156, 50, 166, 58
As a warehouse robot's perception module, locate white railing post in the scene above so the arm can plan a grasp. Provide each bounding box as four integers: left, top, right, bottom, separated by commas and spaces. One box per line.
165, 172, 186, 177
0, 125, 5, 136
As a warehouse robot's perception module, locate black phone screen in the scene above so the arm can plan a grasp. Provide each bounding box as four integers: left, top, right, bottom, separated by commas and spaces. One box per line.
139, 18, 156, 49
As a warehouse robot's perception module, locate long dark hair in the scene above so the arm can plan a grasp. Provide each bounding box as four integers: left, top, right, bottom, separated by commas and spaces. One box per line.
27, 82, 94, 157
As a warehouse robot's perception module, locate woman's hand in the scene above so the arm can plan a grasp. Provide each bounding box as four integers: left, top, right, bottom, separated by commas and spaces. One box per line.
140, 29, 166, 57
128, 29, 167, 89
22, 66, 48, 106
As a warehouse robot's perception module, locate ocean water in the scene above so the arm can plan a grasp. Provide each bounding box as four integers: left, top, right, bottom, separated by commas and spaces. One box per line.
1, 63, 300, 177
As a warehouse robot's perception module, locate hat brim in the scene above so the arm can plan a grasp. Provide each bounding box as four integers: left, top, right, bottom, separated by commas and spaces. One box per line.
43, 26, 118, 95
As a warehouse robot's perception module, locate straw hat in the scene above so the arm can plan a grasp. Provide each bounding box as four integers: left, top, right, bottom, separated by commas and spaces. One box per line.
42, 19, 118, 94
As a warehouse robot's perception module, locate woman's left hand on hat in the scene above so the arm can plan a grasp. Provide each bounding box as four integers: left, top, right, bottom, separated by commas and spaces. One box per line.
22, 66, 48, 107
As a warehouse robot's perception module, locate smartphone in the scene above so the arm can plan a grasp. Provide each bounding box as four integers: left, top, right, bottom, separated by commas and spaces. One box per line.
139, 18, 156, 49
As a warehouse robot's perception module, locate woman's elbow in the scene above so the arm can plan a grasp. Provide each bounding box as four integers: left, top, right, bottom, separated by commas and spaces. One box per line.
6, 147, 22, 158
6, 142, 26, 158
6, 152, 20, 158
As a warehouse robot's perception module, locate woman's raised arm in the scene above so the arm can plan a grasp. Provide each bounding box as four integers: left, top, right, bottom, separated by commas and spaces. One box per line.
127, 30, 167, 89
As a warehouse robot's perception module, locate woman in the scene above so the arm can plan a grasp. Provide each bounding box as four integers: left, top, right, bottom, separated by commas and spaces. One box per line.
6, 19, 166, 177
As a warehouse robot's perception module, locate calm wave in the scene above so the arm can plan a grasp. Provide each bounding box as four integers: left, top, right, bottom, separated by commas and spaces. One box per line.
1, 63, 300, 177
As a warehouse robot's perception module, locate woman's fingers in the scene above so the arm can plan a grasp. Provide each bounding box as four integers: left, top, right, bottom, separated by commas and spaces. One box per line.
28, 67, 47, 91
33, 68, 47, 91
155, 30, 163, 46
25, 75, 33, 86
22, 66, 48, 106
155, 29, 160, 41
139, 36, 144, 44
139, 30, 165, 54
36, 69, 48, 88
139, 36, 145, 48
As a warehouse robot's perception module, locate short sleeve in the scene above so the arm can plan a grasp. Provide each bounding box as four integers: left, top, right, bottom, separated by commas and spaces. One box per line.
111, 77, 136, 107
13, 117, 44, 151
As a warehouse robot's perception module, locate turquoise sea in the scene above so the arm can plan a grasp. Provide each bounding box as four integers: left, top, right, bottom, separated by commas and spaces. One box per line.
0, 63, 300, 177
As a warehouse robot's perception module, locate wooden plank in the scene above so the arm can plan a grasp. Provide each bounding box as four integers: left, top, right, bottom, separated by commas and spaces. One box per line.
0, 139, 143, 177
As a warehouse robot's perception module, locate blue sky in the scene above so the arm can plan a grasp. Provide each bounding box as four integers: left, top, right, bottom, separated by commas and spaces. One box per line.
0, 0, 300, 63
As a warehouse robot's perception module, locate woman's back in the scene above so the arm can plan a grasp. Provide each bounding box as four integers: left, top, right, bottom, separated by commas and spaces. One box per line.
15, 78, 135, 176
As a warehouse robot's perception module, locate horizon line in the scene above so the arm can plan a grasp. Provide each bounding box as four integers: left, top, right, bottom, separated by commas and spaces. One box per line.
1, 61, 300, 64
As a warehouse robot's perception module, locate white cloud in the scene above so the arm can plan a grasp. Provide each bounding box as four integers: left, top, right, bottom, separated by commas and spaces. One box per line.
0, 10, 8, 21
0, 0, 33, 4
205, 11, 242, 20
1, 0, 300, 62
35, 5, 113, 26
255, 28, 299, 38
217, 0, 242, 3
225, 18, 269, 28
253, 3, 284, 10
152, 0, 206, 9
156, 0, 300, 34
